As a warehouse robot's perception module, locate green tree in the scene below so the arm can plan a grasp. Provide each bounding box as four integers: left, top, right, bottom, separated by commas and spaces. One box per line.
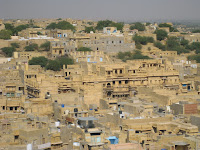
29, 56, 48, 67
14, 24, 29, 35
46, 22, 57, 30
130, 50, 150, 59
191, 29, 200, 33
5, 23, 15, 31
85, 27, 95, 33
32, 25, 40, 28
40, 41, 50, 51
159, 23, 178, 32
15, 24, 29, 32
189, 42, 200, 54
5, 23, 29, 35
146, 22, 151, 26
95, 20, 113, 30
4, 23, 16, 35
188, 54, 200, 63
87, 22, 93, 25
1, 47, 16, 57
56, 57, 74, 68
111, 22, 124, 30
0, 30, 12, 40
24, 43, 39, 51
46, 21, 75, 31
11, 43, 20, 48
95, 20, 124, 31
77, 47, 92, 51
180, 39, 189, 46
130, 22, 145, 31
133, 35, 154, 45
46, 60, 61, 71
154, 41, 165, 50
166, 37, 190, 54
117, 50, 150, 62
56, 21, 75, 30
117, 51, 132, 62
155, 29, 168, 41
159, 23, 171, 28
166, 37, 180, 49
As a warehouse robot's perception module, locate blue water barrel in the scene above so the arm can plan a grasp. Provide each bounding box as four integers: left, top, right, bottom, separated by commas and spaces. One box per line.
61, 104, 65, 108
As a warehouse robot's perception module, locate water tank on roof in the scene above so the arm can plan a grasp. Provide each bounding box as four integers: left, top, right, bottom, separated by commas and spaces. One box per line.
27, 144, 32, 150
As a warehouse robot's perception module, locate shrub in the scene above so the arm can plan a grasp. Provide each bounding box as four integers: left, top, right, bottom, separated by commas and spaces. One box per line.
77, 47, 92, 51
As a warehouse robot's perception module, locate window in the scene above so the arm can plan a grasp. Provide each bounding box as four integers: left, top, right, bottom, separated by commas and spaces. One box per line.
113, 81, 115, 85
119, 81, 121, 84
125, 80, 128, 84
107, 83, 111, 87
14, 135, 19, 140
120, 70, 122, 74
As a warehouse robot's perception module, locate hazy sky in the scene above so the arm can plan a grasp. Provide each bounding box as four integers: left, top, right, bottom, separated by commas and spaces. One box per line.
1, 0, 200, 22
